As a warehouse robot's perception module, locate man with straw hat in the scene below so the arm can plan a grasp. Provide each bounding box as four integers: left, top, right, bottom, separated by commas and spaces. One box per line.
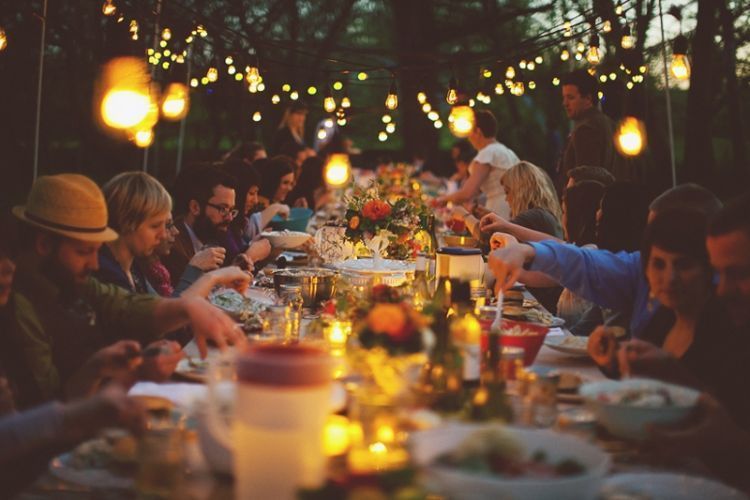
8, 174, 243, 405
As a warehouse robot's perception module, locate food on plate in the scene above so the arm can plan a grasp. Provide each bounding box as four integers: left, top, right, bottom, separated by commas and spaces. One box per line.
68, 431, 137, 469
209, 288, 266, 327
597, 387, 677, 407
559, 336, 589, 350
436, 428, 586, 479
502, 304, 556, 326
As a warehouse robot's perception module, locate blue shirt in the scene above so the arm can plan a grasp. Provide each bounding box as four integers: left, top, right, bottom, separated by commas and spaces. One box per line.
527, 240, 657, 338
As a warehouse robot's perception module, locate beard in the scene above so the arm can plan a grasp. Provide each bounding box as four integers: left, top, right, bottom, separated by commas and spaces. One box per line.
193, 211, 230, 245
40, 254, 89, 293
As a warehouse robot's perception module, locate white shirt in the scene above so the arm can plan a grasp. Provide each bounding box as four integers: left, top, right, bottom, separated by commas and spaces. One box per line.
471, 141, 519, 218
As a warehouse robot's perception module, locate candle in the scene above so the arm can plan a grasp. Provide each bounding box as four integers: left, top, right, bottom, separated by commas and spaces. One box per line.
347, 443, 410, 473
325, 320, 351, 349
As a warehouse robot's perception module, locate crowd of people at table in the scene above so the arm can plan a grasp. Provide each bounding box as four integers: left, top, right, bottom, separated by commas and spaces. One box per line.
0, 69, 748, 494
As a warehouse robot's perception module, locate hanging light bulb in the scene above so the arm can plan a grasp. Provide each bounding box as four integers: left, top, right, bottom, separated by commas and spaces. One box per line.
552, 77, 560, 86
519, 60, 527, 70
587, 34, 602, 65
333, 81, 343, 91
511, 81, 525, 96
417, 91, 427, 104
494, 82, 505, 95
564, 20, 573, 38
337, 117, 347, 126
382, 114, 392, 124
246, 65, 261, 86
385, 122, 396, 134
615, 116, 646, 156
307, 86, 317, 95
271, 94, 281, 104
252, 111, 262, 122
448, 105, 475, 138
670, 34, 691, 80
98, 57, 157, 133
324, 154, 351, 187
615, 0, 624, 16
0, 28, 7, 52
621, 24, 635, 49
505, 66, 516, 79
422, 103, 432, 113
324, 87, 337, 113
446, 76, 458, 105
575, 40, 586, 53
207, 67, 218, 82
378, 131, 388, 142
482, 67, 492, 78
161, 82, 189, 121
102, 0, 116, 16
385, 79, 398, 110
133, 128, 154, 148
560, 49, 570, 61
602, 20, 612, 33
340, 91, 351, 109
161, 28, 172, 40
129, 20, 139, 40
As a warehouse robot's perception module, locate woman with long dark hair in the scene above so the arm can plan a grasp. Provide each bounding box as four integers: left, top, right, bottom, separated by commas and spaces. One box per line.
255, 156, 297, 206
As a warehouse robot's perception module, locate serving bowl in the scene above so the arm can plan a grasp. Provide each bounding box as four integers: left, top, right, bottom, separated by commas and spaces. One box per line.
263, 230, 311, 249
498, 318, 549, 366
410, 423, 610, 500
272, 267, 336, 308
270, 207, 313, 232
579, 378, 700, 440
442, 234, 479, 248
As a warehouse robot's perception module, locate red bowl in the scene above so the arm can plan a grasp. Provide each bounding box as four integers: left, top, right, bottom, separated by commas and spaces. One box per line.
498, 319, 549, 366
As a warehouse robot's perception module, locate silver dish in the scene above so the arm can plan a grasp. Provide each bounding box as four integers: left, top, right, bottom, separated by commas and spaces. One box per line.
272, 267, 336, 308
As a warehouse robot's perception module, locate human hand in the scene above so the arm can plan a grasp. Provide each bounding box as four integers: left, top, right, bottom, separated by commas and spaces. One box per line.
472, 205, 491, 219
207, 265, 253, 294
231, 253, 254, 273
587, 326, 620, 371
271, 203, 290, 219
90, 341, 143, 380
489, 232, 519, 251
189, 247, 226, 271
617, 338, 683, 380
62, 384, 147, 441
487, 243, 535, 291
479, 212, 508, 233
137, 340, 184, 382
245, 238, 271, 263
183, 297, 246, 358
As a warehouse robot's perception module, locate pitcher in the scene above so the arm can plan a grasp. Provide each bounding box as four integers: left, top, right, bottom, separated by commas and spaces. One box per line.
206, 343, 333, 500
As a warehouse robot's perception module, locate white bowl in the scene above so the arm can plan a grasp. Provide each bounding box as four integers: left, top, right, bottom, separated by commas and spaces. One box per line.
410, 423, 610, 500
579, 378, 700, 440
263, 230, 311, 249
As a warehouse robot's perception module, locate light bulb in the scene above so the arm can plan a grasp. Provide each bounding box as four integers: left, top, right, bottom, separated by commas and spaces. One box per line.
190, 78, 198, 88
102, 0, 116, 16
246, 66, 261, 85
133, 128, 153, 148
482, 68, 492, 78
290, 90, 299, 100
252, 111, 262, 122
587, 45, 602, 65
307, 86, 317, 95
552, 77, 560, 86
341, 93, 351, 109
385, 80, 398, 110
102, 90, 151, 129
615, 116, 646, 156
446, 77, 458, 105
161, 82, 190, 120
333, 81, 343, 90
427, 111, 439, 121
602, 20, 612, 33
207, 67, 218, 82
378, 131, 388, 142
422, 103, 432, 113
357, 72, 367, 81
670, 35, 691, 81
448, 105, 474, 138
324, 95, 337, 113
560, 49, 570, 61
271, 94, 281, 104
494, 83, 505, 95
621, 25, 634, 49
385, 122, 396, 133
434, 120, 443, 129
324, 154, 351, 187
337, 117, 347, 126
505, 66, 516, 79
576, 40, 585, 53
161, 28, 172, 40
382, 114, 392, 124
535, 55, 543, 64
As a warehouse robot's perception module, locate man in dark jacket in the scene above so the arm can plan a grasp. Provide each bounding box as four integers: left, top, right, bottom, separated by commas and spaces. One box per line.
557, 70, 615, 191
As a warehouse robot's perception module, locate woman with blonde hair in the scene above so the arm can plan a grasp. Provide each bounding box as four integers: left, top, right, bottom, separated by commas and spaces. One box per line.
502, 161, 563, 230
271, 101, 311, 155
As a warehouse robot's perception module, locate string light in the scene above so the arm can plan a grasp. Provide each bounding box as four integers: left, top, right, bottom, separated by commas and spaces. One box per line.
482, 68, 492, 78
341, 91, 351, 109
434, 120, 443, 129
560, 49, 570, 61
224, 56, 233, 65
161, 28, 172, 40
246, 65, 261, 86
621, 24, 635, 49
234, 73, 243, 81
207, 67, 218, 82
510, 81, 525, 96
98, 58, 156, 133
670, 34, 691, 80
427, 111, 439, 121
282, 83, 291, 92
337, 117, 347, 126
602, 20, 612, 33
534, 55, 543, 64
190, 78, 198, 88
227, 65, 236, 75
552, 77, 560, 86
0, 28, 7, 51
271, 94, 281, 104
324, 87, 337, 113
385, 79, 398, 110
615, 117, 646, 156
528, 81, 536, 90
575, 40, 586, 53
448, 105, 474, 137
102, 0, 116, 16
421, 103, 432, 113
385, 122, 396, 133
382, 114, 392, 124
357, 72, 368, 81
161, 82, 189, 121
307, 86, 317, 95
527, 61, 536, 71
252, 111, 262, 122
324, 154, 351, 186
133, 128, 153, 148
378, 131, 388, 142
615, 0, 624, 16
587, 34, 602, 65
129, 20, 139, 41
505, 66, 516, 79
494, 83, 505, 95
333, 81, 343, 91
519, 59, 527, 70
417, 91, 427, 104
200, 77, 208, 85
564, 20, 573, 37
446, 76, 458, 105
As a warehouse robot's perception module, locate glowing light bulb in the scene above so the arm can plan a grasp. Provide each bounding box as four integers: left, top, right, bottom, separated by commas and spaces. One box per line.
448, 105, 474, 138
511, 81, 525, 96
378, 131, 388, 142
317, 129, 327, 140
341, 93, 351, 109
421, 103, 432, 113
552, 77, 560, 86
357, 72, 367, 81
282, 83, 291, 92
271, 94, 281, 104
224, 56, 233, 65
333, 81, 343, 91
190, 78, 198, 88
322, 153, 351, 186
324, 93, 337, 113
102, 0, 116, 16
133, 128, 153, 147
252, 111, 262, 122
385, 122, 396, 133
482, 68, 492, 78
576, 40, 585, 53
385, 80, 398, 110
446, 87, 457, 105
307, 86, 317, 95
670, 35, 690, 81
382, 114, 392, 124
621, 25, 635, 49
207, 67, 218, 82
535, 55, 543, 64
505, 66, 516, 79
337, 117, 347, 126
417, 91, 427, 104
290, 90, 299, 100
527, 61, 536, 71
161, 28, 172, 40
494, 83, 505, 95
161, 82, 189, 120
246, 66, 261, 85
434, 120, 443, 129
564, 20, 572, 37
587, 45, 602, 65
560, 49, 570, 61
602, 20, 612, 33
227, 65, 236, 75
427, 111, 439, 121
615, 116, 646, 156
102, 90, 151, 129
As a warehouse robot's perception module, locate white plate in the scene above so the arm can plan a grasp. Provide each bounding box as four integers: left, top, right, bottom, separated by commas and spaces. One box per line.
601, 472, 747, 499
49, 450, 133, 490
544, 335, 589, 357
335, 258, 415, 274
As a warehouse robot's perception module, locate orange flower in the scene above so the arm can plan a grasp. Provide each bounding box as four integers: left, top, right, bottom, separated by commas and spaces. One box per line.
362, 200, 392, 221
367, 303, 406, 336
349, 215, 360, 230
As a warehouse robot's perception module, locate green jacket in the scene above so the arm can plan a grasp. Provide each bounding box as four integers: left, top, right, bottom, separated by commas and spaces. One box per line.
9, 257, 159, 406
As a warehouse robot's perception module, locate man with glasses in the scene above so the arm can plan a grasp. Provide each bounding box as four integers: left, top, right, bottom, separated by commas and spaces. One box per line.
164, 166, 270, 287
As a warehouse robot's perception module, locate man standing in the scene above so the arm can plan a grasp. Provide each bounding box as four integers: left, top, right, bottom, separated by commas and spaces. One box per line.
165, 166, 270, 286
558, 70, 615, 190
437, 110, 519, 218
9, 174, 242, 404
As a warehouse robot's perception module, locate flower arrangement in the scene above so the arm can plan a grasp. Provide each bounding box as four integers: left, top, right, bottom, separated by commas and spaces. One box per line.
344, 185, 431, 260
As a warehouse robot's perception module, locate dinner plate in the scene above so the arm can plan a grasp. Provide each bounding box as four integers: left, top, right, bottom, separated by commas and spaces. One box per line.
601, 472, 747, 499
544, 335, 589, 357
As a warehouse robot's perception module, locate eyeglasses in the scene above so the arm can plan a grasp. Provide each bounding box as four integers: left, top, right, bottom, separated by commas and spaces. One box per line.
206, 202, 239, 219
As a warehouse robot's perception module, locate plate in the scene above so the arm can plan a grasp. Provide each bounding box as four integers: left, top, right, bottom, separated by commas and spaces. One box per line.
49, 436, 136, 490
601, 472, 747, 499
335, 258, 415, 274
263, 230, 311, 249
544, 335, 589, 356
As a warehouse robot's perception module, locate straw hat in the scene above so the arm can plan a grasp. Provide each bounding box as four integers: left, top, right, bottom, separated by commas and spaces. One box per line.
13, 174, 119, 242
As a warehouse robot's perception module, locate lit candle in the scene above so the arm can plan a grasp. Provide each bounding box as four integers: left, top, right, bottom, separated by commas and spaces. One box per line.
347, 443, 410, 473
325, 320, 351, 349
